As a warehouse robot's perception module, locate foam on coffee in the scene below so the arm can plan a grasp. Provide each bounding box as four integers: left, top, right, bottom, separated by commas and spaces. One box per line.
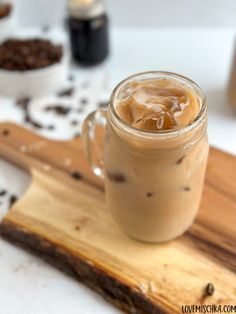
115, 79, 200, 131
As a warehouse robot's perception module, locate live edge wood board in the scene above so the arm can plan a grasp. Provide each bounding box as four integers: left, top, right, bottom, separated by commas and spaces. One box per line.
0, 122, 235, 314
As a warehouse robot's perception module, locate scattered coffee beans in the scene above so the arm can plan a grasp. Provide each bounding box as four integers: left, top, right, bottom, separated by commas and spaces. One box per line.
45, 105, 71, 116
57, 87, 74, 97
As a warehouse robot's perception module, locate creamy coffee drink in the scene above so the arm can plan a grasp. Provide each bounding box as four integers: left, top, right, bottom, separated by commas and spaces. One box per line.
104, 73, 208, 242
82, 72, 208, 243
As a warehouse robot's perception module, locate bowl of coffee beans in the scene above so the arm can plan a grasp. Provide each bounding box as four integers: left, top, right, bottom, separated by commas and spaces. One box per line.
0, 38, 68, 97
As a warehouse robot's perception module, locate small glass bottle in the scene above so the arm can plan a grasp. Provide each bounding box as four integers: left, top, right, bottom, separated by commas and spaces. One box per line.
68, 0, 109, 66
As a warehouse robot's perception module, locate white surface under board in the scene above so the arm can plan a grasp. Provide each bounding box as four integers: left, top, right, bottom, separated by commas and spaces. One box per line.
0, 28, 236, 314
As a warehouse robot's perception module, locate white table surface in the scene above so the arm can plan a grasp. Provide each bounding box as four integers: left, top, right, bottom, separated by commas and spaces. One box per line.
0, 27, 236, 314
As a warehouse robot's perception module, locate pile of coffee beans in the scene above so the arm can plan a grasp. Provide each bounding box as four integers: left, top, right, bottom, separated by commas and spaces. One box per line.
0, 3, 12, 19
0, 189, 18, 208
0, 39, 63, 71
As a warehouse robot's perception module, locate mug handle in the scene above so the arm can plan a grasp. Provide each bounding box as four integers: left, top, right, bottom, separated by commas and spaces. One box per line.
81, 110, 107, 180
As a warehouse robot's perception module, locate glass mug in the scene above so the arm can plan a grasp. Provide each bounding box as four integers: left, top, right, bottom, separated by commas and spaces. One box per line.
82, 71, 208, 243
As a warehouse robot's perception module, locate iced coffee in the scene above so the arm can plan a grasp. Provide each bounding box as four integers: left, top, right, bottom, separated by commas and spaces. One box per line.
82, 72, 208, 243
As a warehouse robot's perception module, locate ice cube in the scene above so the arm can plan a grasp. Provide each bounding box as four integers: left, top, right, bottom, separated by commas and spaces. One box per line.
142, 86, 185, 98
135, 107, 177, 131
130, 101, 147, 123
132, 89, 151, 107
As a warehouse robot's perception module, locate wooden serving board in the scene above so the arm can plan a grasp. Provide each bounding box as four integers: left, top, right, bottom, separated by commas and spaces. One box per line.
0, 122, 235, 314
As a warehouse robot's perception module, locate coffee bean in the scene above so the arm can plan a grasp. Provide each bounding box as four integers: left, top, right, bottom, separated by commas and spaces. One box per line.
2, 129, 10, 136
16, 97, 31, 110
183, 186, 191, 191
75, 225, 80, 231
24, 112, 54, 130
9, 195, 18, 207
45, 105, 71, 115
30, 120, 43, 129
176, 155, 185, 164
48, 125, 55, 130
107, 171, 126, 183
24, 113, 43, 129
57, 88, 74, 97
0, 190, 7, 196
80, 98, 88, 106
98, 101, 108, 108
71, 171, 82, 180
71, 120, 79, 126
205, 283, 214, 296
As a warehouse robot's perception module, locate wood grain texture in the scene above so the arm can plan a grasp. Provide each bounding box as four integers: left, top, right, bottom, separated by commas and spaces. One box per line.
0, 122, 235, 314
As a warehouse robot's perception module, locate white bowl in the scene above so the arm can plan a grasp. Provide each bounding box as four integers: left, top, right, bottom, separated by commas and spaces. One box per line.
0, 3, 15, 42
0, 44, 69, 98
0, 18, 14, 42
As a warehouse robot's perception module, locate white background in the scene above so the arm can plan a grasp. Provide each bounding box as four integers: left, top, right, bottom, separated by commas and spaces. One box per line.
0, 1, 236, 314
13, 0, 236, 28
